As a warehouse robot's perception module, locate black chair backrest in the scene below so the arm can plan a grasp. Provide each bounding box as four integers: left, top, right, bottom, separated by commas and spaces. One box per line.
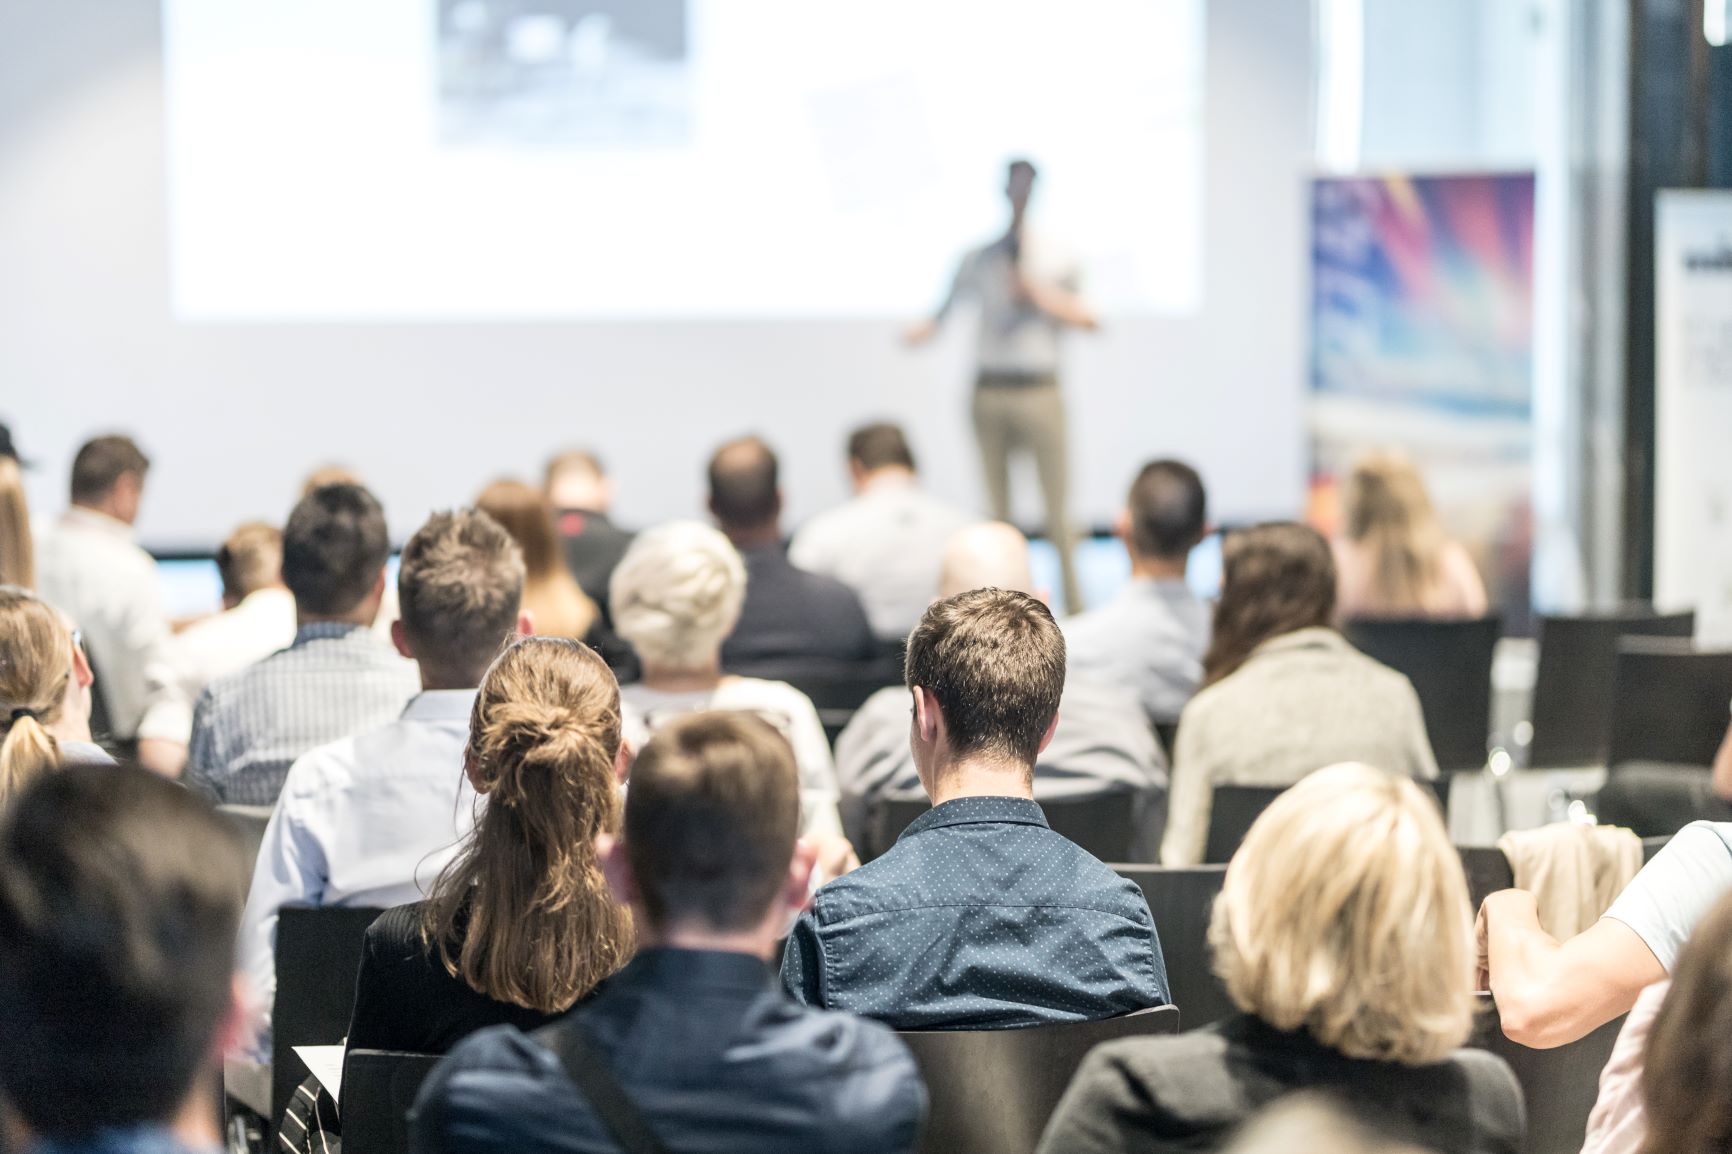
898, 1005, 1180, 1154
1530, 610, 1696, 767
1468, 995, 1624, 1154
1607, 639, 1732, 769
271, 907, 387, 1130
341, 1050, 441, 1154
1343, 616, 1502, 771
863, 791, 1139, 864
216, 804, 273, 884
1205, 779, 1449, 866
754, 657, 906, 747
1113, 865, 1231, 1029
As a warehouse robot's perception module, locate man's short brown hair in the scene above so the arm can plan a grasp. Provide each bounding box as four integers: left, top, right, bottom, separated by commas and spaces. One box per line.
625, 712, 800, 934
216, 522, 283, 603
397, 509, 525, 686
69, 435, 149, 504
904, 587, 1065, 768
847, 423, 916, 473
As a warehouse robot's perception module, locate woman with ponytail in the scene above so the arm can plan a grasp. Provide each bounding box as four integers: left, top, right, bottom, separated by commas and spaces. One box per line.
344, 635, 634, 1055
0, 585, 108, 804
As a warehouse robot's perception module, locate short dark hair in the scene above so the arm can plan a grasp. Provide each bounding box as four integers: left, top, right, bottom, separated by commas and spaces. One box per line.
905, 587, 1065, 769
847, 423, 916, 473
216, 522, 283, 603
0, 763, 245, 1136
1128, 459, 1207, 560
626, 712, 800, 934
1008, 157, 1039, 182
398, 509, 526, 686
70, 435, 149, 504
282, 482, 391, 617
707, 436, 780, 531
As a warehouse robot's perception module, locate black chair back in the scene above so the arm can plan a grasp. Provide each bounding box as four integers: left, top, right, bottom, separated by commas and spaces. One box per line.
1343, 616, 1502, 771
1202, 785, 1282, 865
1607, 639, 1732, 769
271, 907, 387, 1131
759, 657, 905, 746
864, 791, 1139, 863
1468, 995, 1624, 1154
1113, 865, 1231, 1029
1530, 610, 1696, 767
341, 1050, 441, 1154
216, 803, 273, 883
899, 1005, 1180, 1154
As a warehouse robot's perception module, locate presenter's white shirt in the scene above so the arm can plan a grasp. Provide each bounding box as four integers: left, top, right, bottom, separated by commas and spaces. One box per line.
939, 227, 1082, 377
136, 586, 298, 744
237, 689, 478, 1053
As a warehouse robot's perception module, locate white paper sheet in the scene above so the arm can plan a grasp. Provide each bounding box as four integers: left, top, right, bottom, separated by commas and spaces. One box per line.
293, 1044, 347, 1103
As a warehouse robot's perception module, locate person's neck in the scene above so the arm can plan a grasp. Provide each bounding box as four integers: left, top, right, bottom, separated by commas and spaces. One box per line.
1130, 553, 1188, 582
71, 499, 131, 528
417, 672, 476, 694
723, 523, 781, 550
858, 466, 916, 494
926, 756, 1036, 806
640, 917, 780, 963
641, 659, 724, 694
46, 709, 93, 749
297, 603, 378, 630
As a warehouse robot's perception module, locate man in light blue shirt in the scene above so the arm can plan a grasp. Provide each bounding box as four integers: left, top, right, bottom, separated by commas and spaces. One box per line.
1064, 460, 1212, 728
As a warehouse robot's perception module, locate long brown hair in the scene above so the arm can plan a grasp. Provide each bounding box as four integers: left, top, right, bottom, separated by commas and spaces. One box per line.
1201, 523, 1337, 687
1641, 893, 1732, 1154
0, 587, 74, 803
1344, 453, 1448, 615
422, 636, 632, 1012
475, 479, 597, 640
0, 458, 33, 590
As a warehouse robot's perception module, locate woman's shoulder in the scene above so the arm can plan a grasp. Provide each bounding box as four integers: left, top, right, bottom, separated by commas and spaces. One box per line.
716, 676, 821, 715
363, 902, 432, 956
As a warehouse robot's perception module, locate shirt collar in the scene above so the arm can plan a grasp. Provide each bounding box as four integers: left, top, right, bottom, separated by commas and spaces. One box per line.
291, 621, 373, 646
616, 947, 773, 994
61, 506, 134, 540
1249, 625, 1347, 660
898, 795, 1049, 842
401, 688, 478, 722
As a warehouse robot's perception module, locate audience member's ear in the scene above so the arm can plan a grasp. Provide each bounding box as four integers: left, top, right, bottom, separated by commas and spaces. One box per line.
70, 634, 94, 691
612, 738, 633, 784
784, 839, 818, 913
1114, 507, 1132, 542
389, 618, 414, 661
597, 832, 638, 908
912, 686, 942, 746
515, 608, 535, 637
1036, 711, 1060, 756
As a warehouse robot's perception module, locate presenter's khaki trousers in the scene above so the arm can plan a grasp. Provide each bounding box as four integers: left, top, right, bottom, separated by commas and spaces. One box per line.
971, 377, 1082, 612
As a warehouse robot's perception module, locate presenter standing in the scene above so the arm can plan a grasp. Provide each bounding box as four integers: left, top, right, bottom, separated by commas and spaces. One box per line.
905, 158, 1097, 613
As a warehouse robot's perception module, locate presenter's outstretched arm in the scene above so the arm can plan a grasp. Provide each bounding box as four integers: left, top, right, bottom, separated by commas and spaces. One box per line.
1020, 273, 1100, 331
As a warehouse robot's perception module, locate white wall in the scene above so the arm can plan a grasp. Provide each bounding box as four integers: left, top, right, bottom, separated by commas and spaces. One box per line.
0, 0, 1313, 550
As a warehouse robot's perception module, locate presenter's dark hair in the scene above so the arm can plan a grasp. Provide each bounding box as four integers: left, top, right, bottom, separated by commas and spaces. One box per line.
1202, 522, 1337, 687
905, 587, 1065, 770
1128, 459, 1208, 560
0, 762, 245, 1136
70, 434, 149, 504
282, 482, 391, 617
707, 436, 780, 531
1007, 157, 1039, 181
847, 423, 916, 473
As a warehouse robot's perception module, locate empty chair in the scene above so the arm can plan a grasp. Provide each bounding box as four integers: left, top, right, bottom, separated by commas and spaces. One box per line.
268, 906, 389, 1133
1529, 610, 1695, 768
1606, 639, 1732, 769
1343, 616, 1501, 771
864, 791, 1140, 863
1467, 995, 1623, 1154
899, 1006, 1181, 1154
340, 1050, 441, 1154
1113, 865, 1232, 1030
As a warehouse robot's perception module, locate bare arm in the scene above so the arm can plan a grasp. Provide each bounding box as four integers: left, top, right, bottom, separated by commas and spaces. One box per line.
906, 252, 974, 345
1019, 273, 1100, 330
1711, 717, 1732, 801
1477, 889, 1664, 1048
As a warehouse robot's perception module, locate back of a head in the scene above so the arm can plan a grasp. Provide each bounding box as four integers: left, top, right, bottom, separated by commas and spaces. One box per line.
609, 521, 746, 672
0, 587, 75, 803
69, 434, 149, 507
398, 509, 526, 688
474, 478, 564, 579
1210, 763, 1473, 1066
707, 435, 780, 533
847, 423, 916, 474
281, 482, 390, 617
626, 711, 800, 934
426, 637, 630, 1012
0, 762, 244, 1137
905, 587, 1065, 771
939, 522, 1034, 600
216, 522, 283, 604
1344, 453, 1446, 612
1202, 522, 1336, 686
0, 457, 32, 589
1641, 892, 1732, 1154
543, 449, 608, 512
1127, 459, 1208, 561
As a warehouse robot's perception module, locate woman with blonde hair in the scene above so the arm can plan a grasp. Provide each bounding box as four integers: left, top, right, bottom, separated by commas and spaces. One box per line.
475, 478, 599, 642
1334, 452, 1488, 620
0, 586, 109, 802
1042, 764, 1524, 1154
0, 455, 32, 589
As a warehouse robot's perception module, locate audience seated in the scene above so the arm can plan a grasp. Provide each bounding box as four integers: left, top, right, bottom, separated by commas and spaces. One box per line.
184, 482, 419, 804
782, 586, 1169, 1028
1063, 459, 1212, 728
33, 435, 169, 744
410, 711, 926, 1154
238, 508, 531, 1054
0, 586, 110, 800
0, 762, 247, 1154
611, 521, 848, 844
707, 435, 876, 671
1162, 522, 1438, 865
0, 425, 31, 588
837, 521, 1167, 858
789, 422, 974, 642
1478, 819, 1732, 1048
1333, 453, 1488, 621
1039, 764, 1524, 1154
135, 521, 295, 776
475, 478, 599, 640
545, 448, 634, 620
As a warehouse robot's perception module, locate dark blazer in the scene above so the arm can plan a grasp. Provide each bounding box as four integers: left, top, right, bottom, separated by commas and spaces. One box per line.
722, 542, 877, 672
1036, 1013, 1524, 1154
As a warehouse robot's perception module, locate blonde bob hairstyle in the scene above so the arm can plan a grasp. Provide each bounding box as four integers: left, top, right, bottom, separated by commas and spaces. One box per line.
609, 521, 747, 672
1209, 763, 1475, 1066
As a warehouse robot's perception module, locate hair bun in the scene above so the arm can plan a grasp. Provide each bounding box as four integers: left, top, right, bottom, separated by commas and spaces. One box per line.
475, 699, 610, 806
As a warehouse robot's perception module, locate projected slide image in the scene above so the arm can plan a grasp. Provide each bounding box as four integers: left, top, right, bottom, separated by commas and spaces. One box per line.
438, 0, 690, 146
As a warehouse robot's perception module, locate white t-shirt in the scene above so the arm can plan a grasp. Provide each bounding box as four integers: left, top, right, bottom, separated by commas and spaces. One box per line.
1603, 821, 1732, 970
